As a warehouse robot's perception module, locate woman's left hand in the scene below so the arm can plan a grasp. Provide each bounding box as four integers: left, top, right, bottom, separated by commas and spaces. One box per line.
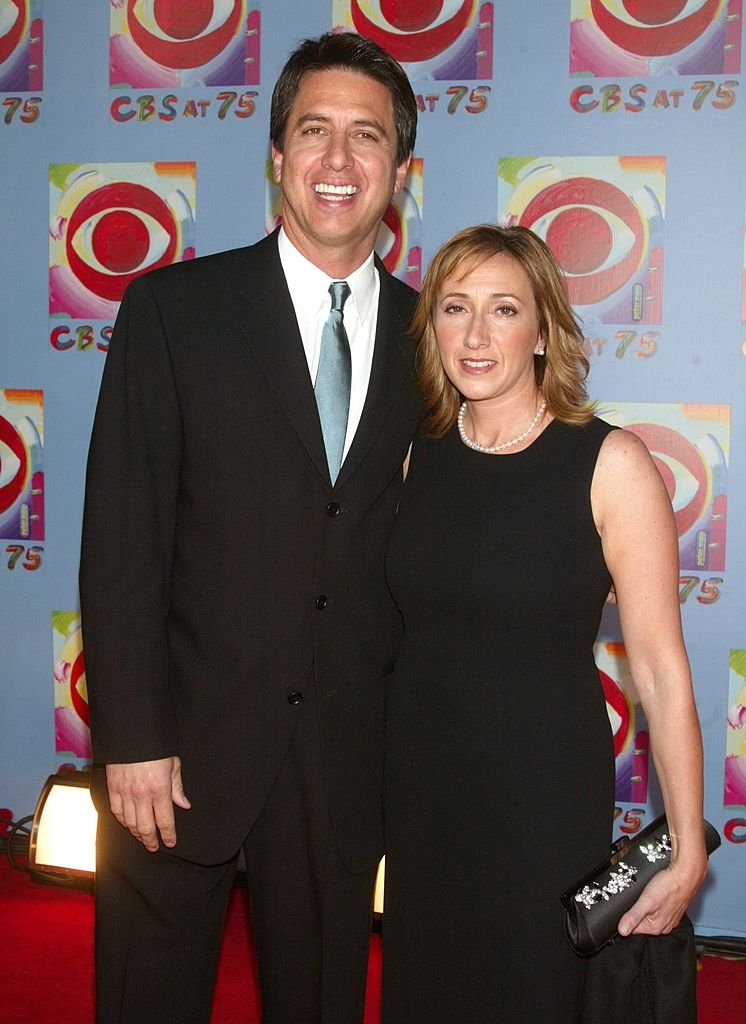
617, 856, 707, 937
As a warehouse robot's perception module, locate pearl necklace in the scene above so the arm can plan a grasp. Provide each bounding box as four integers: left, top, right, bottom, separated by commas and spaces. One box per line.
457, 399, 547, 454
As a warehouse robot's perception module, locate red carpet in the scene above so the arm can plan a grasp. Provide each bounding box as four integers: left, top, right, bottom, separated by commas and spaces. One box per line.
0, 861, 740, 1023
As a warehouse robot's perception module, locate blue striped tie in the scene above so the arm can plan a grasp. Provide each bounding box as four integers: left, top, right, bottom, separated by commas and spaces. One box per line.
315, 281, 351, 483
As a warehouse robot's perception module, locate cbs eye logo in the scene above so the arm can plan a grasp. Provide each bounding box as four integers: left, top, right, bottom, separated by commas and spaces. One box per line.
599, 665, 650, 803
0, 394, 44, 542
111, 0, 258, 87
0, 414, 30, 537
0, 0, 42, 91
375, 159, 423, 289
54, 618, 91, 759
499, 157, 665, 326
520, 176, 649, 312
571, 0, 740, 75
335, 0, 493, 80
600, 668, 633, 761
49, 163, 196, 320
623, 416, 728, 572
377, 204, 407, 279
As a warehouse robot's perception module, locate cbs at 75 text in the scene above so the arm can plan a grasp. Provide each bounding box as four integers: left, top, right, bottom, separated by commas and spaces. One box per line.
110, 91, 257, 122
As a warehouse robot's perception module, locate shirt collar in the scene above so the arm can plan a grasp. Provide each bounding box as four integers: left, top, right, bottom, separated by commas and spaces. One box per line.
278, 227, 378, 325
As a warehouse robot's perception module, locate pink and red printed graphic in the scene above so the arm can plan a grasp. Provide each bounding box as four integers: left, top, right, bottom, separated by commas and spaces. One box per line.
571, 0, 742, 76
725, 649, 746, 807
595, 641, 650, 804
50, 162, 196, 321
0, 0, 42, 91
0, 389, 43, 542
498, 156, 665, 326
110, 0, 260, 88
266, 158, 424, 289
600, 402, 729, 572
332, 1, 493, 80
375, 158, 424, 288
53, 612, 91, 762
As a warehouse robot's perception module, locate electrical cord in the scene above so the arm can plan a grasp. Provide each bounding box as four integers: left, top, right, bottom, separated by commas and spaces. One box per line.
1, 814, 32, 871
696, 936, 746, 959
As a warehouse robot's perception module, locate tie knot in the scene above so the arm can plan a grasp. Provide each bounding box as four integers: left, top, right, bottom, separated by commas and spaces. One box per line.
329, 280, 350, 313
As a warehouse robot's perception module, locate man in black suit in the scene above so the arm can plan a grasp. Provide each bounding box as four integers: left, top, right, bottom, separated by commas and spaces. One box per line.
79, 32, 419, 1024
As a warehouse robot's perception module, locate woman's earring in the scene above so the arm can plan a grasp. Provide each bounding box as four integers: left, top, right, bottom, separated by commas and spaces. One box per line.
536, 345, 546, 356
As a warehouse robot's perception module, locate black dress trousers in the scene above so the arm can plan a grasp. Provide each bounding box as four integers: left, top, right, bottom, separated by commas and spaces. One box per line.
93, 685, 377, 1024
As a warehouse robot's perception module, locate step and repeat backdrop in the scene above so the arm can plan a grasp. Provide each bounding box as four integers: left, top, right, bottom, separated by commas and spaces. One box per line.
1, 1, 745, 937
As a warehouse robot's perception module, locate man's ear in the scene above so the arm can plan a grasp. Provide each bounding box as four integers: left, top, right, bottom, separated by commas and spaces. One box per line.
271, 143, 283, 185
393, 154, 411, 195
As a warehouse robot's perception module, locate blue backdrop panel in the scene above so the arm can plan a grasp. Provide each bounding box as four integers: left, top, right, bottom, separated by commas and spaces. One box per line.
1, 0, 744, 937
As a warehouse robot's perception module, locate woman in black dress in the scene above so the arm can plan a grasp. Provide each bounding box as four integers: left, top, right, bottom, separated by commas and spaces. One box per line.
382, 225, 707, 1023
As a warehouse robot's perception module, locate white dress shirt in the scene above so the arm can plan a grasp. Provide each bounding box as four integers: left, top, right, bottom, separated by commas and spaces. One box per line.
277, 227, 379, 461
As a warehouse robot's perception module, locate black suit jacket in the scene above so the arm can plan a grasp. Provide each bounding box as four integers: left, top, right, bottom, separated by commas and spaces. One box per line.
79, 231, 421, 869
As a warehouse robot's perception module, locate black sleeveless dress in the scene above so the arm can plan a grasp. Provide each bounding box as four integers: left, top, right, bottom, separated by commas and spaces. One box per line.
382, 417, 618, 1023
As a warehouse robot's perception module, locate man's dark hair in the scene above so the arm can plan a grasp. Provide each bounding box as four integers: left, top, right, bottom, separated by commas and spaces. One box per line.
270, 32, 417, 165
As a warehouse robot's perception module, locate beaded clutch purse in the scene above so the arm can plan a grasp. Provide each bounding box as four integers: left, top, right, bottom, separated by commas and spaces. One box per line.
561, 815, 721, 957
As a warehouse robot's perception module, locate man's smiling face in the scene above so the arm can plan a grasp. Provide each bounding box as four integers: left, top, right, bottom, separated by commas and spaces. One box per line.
272, 68, 410, 277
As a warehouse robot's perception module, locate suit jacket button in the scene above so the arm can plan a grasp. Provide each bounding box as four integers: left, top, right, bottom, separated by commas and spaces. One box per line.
326, 501, 340, 517
287, 691, 304, 705
315, 595, 328, 610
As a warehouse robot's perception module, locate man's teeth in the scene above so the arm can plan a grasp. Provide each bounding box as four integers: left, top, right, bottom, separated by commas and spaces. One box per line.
315, 184, 358, 196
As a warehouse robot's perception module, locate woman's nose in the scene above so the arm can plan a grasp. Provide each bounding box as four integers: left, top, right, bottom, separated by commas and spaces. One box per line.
463, 317, 489, 348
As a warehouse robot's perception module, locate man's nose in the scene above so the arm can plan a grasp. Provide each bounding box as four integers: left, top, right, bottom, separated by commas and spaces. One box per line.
322, 132, 354, 170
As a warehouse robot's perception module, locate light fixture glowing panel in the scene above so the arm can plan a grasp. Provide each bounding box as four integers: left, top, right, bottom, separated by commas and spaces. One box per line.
29, 772, 97, 877
374, 856, 385, 915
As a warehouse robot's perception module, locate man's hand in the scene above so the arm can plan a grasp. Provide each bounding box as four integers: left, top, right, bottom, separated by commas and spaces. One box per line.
105, 757, 191, 852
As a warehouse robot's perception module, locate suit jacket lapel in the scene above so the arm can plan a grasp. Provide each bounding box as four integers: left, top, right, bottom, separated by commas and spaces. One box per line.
336, 260, 416, 488
233, 232, 330, 483
231, 235, 416, 489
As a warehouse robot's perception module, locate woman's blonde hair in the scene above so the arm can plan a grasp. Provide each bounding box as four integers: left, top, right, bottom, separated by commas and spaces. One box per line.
414, 224, 595, 437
